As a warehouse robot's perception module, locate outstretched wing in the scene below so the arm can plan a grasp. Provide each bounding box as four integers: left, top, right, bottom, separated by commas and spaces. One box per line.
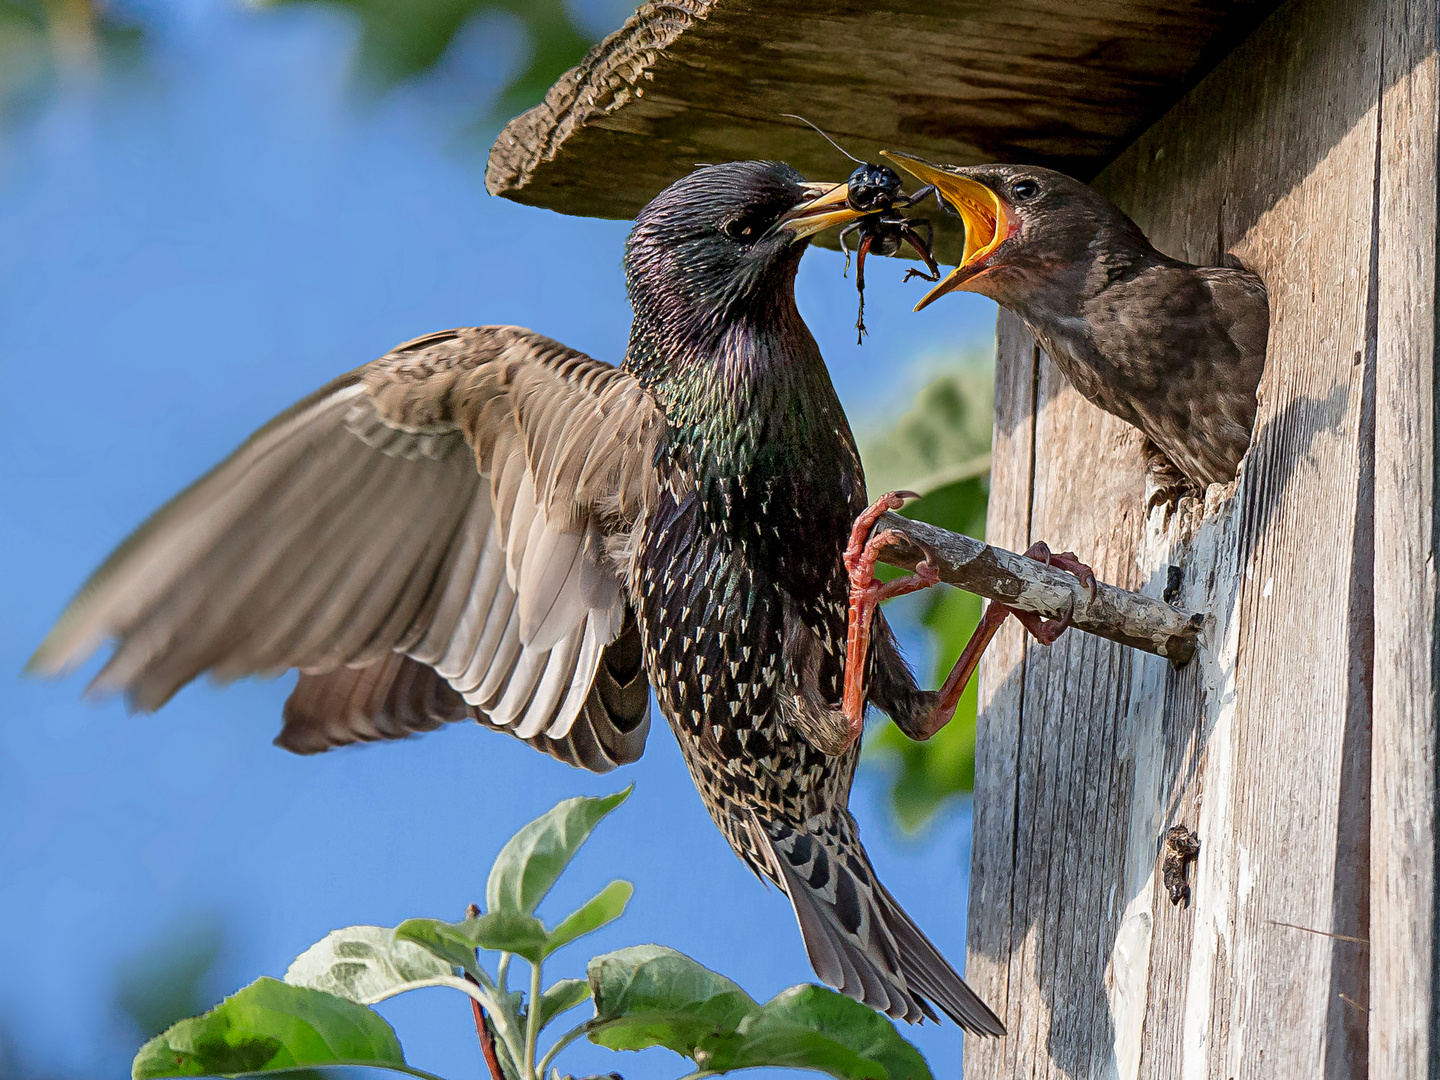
31, 326, 664, 772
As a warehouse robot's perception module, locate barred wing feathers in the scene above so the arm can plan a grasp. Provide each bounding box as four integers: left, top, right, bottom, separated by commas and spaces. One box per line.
31, 326, 662, 773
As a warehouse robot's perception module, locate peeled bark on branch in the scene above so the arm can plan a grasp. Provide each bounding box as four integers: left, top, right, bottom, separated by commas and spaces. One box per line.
870, 510, 1202, 666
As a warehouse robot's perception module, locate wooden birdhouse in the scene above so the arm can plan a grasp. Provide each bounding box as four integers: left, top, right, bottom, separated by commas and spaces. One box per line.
486, 1, 1438, 1075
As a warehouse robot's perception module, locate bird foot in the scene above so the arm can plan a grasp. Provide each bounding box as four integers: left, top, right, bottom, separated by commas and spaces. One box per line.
1142, 440, 1202, 514
1009, 541, 1097, 645
840, 491, 937, 749
904, 540, 1097, 741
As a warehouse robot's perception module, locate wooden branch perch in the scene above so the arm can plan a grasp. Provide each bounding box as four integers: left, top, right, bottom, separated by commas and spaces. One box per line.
871, 511, 1203, 666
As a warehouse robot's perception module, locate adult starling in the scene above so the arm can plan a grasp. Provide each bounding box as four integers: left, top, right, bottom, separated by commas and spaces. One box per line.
31, 161, 1003, 1036
884, 152, 1269, 489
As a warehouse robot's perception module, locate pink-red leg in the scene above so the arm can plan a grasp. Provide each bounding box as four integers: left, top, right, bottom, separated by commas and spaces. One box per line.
843, 492, 1098, 748
911, 541, 1097, 739
842, 491, 931, 742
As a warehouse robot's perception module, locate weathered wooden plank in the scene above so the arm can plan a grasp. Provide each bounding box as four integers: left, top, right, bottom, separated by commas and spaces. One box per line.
1177, 0, 1378, 1068
872, 511, 1202, 663
1370, 0, 1439, 1074
967, 308, 1038, 1074
967, 0, 1388, 1074
485, 0, 1279, 266
988, 345, 1151, 1078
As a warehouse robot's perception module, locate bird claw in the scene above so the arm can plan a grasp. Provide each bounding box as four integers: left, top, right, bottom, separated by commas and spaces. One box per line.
1012, 541, 1097, 645
843, 490, 921, 575
840, 492, 937, 749
908, 539, 1096, 742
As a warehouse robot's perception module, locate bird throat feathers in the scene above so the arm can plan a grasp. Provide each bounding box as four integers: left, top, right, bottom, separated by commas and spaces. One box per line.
624, 308, 855, 489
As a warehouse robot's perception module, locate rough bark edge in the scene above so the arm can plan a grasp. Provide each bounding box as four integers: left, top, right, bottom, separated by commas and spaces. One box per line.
485, 0, 716, 197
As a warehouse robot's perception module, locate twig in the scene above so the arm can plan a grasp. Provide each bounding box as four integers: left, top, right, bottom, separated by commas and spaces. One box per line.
464, 903, 507, 1080
524, 957, 543, 1078
466, 984, 507, 1080
870, 511, 1204, 665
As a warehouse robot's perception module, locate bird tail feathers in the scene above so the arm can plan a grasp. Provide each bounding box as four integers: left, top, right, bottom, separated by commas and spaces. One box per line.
756, 812, 1005, 1036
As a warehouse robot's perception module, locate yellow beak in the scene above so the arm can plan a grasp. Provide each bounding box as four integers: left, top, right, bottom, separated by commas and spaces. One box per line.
778, 181, 869, 239
881, 151, 1012, 309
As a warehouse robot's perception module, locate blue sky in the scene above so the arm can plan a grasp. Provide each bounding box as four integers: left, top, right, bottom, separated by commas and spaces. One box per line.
0, 3, 1000, 1078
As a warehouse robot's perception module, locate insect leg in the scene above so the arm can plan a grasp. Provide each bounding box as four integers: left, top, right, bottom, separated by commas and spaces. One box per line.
900, 220, 941, 283
854, 231, 875, 343
892, 183, 937, 209
838, 221, 861, 278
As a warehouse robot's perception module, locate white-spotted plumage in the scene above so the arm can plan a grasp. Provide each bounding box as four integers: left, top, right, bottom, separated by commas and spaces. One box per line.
34, 162, 1004, 1037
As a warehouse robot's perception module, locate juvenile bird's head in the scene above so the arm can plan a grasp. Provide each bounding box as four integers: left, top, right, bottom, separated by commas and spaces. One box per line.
881, 153, 1153, 315
624, 160, 863, 352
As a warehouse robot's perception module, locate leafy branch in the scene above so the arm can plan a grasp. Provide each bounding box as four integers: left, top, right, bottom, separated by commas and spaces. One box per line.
131, 788, 933, 1080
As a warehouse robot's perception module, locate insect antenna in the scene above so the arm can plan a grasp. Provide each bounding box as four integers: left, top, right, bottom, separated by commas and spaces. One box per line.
779, 113, 864, 165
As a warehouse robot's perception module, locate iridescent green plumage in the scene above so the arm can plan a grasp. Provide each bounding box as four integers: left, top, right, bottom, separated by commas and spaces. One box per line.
33, 160, 1001, 1036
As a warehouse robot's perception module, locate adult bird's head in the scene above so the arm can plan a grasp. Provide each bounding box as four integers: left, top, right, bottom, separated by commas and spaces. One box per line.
625, 160, 863, 353
881, 152, 1152, 315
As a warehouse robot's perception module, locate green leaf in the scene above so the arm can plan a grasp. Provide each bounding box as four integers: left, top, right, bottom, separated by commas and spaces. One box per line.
901, 474, 988, 537
284, 925, 468, 1004
585, 949, 931, 1079
486, 787, 630, 918
114, 917, 224, 1040
859, 470, 987, 830
865, 577, 984, 830
856, 369, 991, 833
733, 985, 934, 1080
535, 977, 591, 1030
858, 367, 993, 501
396, 910, 550, 965
585, 945, 758, 1063
390, 918, 486, 979
545, 879, 632, 956
131, 977, 436, 1079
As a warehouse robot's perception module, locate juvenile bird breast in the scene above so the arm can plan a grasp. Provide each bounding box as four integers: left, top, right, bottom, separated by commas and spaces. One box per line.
1023, 258, 1268, 488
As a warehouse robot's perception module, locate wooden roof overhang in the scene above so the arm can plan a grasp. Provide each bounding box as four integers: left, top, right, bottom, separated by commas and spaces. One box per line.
485, 0, 1279, 265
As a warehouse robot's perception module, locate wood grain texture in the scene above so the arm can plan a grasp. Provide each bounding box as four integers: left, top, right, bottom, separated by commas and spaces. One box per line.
485, 0, 1278, 267
967, 307, 1039, 1071
969, 0, 1393, 1074
993, 343, 1152, 1079
1370, 0, 1439, 1074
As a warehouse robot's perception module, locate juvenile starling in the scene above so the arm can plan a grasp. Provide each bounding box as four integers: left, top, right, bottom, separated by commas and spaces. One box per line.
885, 152, 1269, 489
31, 162, 1003, 1035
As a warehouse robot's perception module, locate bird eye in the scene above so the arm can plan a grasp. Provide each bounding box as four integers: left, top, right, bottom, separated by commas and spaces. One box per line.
1011, 178, 1040, 201
723, 215, 765, 243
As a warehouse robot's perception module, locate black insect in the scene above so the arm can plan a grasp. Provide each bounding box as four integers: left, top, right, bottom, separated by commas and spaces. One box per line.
784, 115, 944, 343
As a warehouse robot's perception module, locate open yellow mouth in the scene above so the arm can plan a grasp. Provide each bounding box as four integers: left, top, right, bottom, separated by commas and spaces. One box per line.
881, 151, 1012, 309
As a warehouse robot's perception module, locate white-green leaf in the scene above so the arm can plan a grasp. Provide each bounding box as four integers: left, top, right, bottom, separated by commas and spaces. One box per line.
545, 879, 633, 956
131, 977, 442, 1080
284, 925, 469, 1005
536, 977, 591, 1030
486, 788, 631, 917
